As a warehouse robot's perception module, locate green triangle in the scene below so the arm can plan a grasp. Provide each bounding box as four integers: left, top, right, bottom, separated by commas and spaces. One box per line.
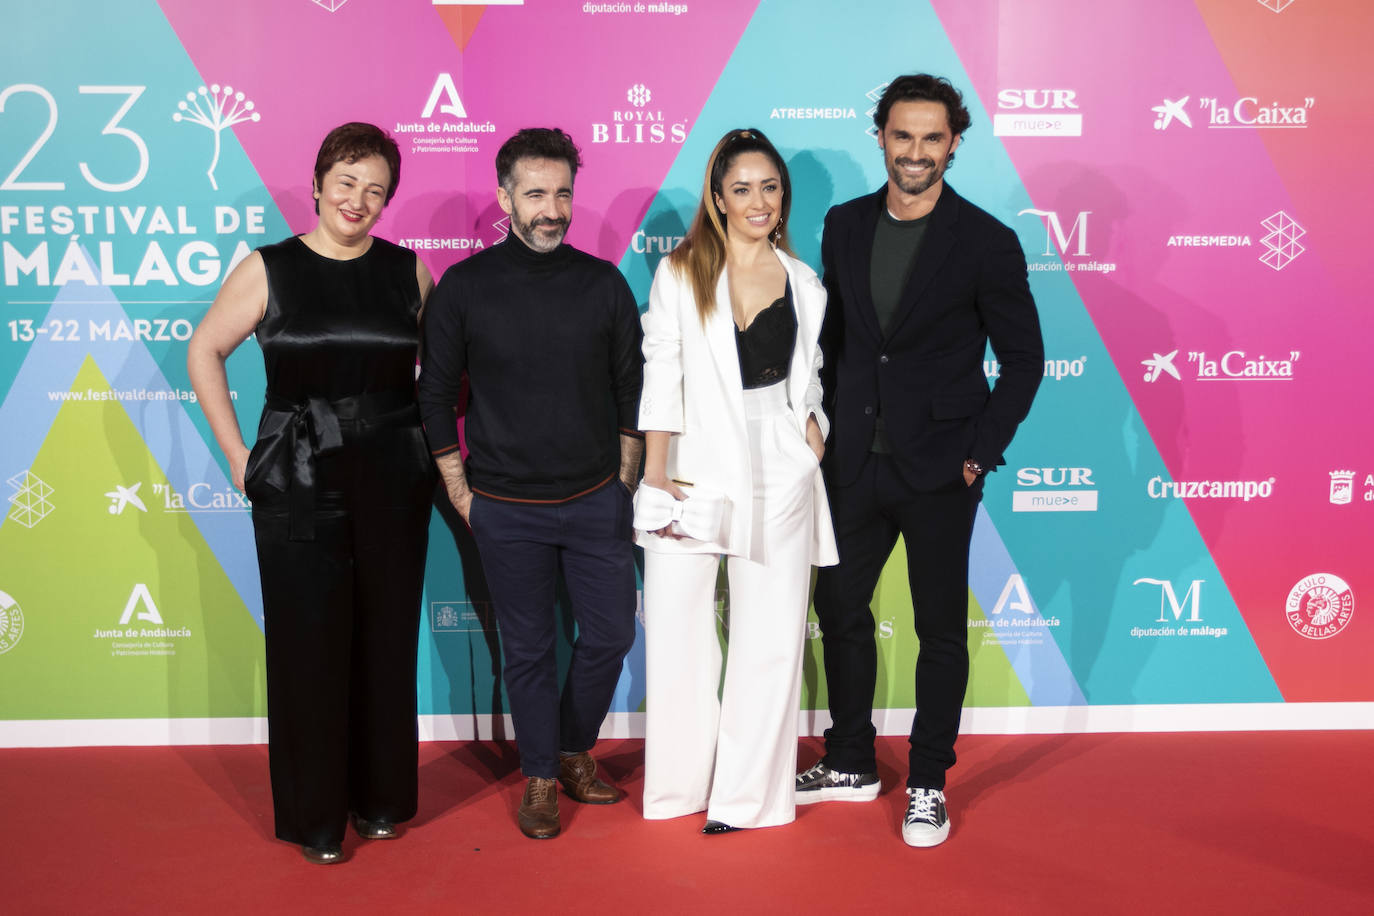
0, 357, 265, 719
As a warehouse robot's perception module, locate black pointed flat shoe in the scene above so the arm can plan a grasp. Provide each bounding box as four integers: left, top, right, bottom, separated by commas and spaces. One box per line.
701, 820, 741, 835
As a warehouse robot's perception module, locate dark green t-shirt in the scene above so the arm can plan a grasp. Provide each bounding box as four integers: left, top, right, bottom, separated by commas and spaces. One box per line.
868, 208, 930, 452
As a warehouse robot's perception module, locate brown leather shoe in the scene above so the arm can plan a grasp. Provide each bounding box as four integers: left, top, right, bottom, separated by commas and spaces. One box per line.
517, 776, 560, 839
558, 751, 620, 804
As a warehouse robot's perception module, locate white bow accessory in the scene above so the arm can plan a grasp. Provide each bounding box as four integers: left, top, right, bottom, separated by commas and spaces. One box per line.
632, 483, 728, 542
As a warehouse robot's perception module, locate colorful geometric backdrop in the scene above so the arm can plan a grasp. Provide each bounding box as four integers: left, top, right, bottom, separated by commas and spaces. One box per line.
2, 0, 1370, 746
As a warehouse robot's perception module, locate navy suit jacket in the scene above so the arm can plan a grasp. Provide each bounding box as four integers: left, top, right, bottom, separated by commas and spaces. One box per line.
819, 183, 1044, 491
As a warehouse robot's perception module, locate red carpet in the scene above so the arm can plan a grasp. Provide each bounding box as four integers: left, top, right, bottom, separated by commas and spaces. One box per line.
6, 732, 1373, 914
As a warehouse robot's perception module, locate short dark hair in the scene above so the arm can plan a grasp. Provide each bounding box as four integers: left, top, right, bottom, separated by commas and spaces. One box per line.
496, 128, 583, 191
312, 122, 401, 214
873, 74, 972, 138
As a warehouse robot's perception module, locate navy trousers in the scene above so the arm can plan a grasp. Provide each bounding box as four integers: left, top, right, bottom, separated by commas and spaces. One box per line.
469, 481, 637, 778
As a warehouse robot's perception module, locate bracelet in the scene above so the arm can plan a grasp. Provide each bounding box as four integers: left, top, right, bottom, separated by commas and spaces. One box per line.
964, 458, 985, 477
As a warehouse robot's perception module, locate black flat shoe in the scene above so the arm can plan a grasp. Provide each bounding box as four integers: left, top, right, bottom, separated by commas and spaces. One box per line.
351, 813, 398, 840
301, 844, 344, 865
701, 820, 741, 835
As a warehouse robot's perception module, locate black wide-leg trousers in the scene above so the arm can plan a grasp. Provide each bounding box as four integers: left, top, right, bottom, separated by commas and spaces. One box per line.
813, 452, 982, 791
250, 413, 435, 848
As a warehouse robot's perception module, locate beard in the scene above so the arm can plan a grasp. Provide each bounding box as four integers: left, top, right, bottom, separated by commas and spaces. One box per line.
512, 213, 569, 253
886, 155, 947, 197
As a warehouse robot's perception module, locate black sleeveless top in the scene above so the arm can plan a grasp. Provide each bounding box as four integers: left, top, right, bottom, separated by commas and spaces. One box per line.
256, 236, 422, 402
735, 280, 796, 389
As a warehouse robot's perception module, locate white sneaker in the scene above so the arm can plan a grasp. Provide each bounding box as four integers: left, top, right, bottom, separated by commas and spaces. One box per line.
901, 787, 950, 847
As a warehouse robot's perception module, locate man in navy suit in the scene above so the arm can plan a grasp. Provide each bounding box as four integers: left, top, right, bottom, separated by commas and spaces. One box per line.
796, 75, 1043, 847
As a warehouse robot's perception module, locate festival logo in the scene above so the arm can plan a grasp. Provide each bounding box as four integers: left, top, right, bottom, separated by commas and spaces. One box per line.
1258, 211, 1305, 270
6, 471, 54, 529
310, 0, 348, 11
1258, 0, 1297, 11
1285, 573, 1354, 639
591, 84, 688, 145
0, 589, 24, 655
1013, 466, 1099, 512
1130, 577, 1228, 639
173, 84, 261, 191
994, 88, 1082, 137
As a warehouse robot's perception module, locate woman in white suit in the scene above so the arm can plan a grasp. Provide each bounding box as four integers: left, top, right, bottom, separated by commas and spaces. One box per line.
637, 128, 837, 833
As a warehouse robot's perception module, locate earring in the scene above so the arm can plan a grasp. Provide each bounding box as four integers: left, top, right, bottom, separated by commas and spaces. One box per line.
771, 217, 784, 246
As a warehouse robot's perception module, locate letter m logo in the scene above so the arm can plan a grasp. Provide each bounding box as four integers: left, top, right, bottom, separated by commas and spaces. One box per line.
1019, 208, 1090, 257
1133, 578, 1203, 623
422, 73, 467, 118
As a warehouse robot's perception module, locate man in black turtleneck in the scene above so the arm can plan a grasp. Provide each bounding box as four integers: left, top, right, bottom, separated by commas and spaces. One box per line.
418, 128, 644, 840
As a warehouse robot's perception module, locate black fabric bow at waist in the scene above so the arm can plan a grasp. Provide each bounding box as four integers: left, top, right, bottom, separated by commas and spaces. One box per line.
250, 388, 416, 541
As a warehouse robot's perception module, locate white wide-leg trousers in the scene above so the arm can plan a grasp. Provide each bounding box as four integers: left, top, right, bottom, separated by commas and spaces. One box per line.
643, 383, 818, 829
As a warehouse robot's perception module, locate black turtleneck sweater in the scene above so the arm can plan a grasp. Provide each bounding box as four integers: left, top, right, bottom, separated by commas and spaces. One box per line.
417, 236, 643, 502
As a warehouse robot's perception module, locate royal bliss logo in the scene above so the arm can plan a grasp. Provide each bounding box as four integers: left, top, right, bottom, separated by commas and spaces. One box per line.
1285, 573, 1354, 639
591, 84, 688, 144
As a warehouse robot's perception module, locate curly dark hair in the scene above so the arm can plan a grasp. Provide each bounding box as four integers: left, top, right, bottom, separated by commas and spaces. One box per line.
496, 128, 583, 191
873, 74, 972, 138
312, 122, 401, 214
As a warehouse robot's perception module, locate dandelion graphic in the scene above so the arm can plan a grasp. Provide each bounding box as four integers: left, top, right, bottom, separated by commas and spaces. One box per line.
172, 84, 261, 190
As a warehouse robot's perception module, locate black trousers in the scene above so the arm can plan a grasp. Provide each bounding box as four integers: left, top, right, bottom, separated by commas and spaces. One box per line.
250, 411, 435, 848
469, 482, 637, 779
813, 452, 982, 790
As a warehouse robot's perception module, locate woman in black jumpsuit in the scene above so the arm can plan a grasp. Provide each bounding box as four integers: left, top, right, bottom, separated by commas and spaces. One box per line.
188, 123, 435, 864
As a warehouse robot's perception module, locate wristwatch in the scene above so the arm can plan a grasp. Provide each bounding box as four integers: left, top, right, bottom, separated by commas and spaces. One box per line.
963, 458, 986, 478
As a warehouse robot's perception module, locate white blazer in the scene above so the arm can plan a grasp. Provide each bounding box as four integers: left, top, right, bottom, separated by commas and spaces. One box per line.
637, 248, 838, 566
